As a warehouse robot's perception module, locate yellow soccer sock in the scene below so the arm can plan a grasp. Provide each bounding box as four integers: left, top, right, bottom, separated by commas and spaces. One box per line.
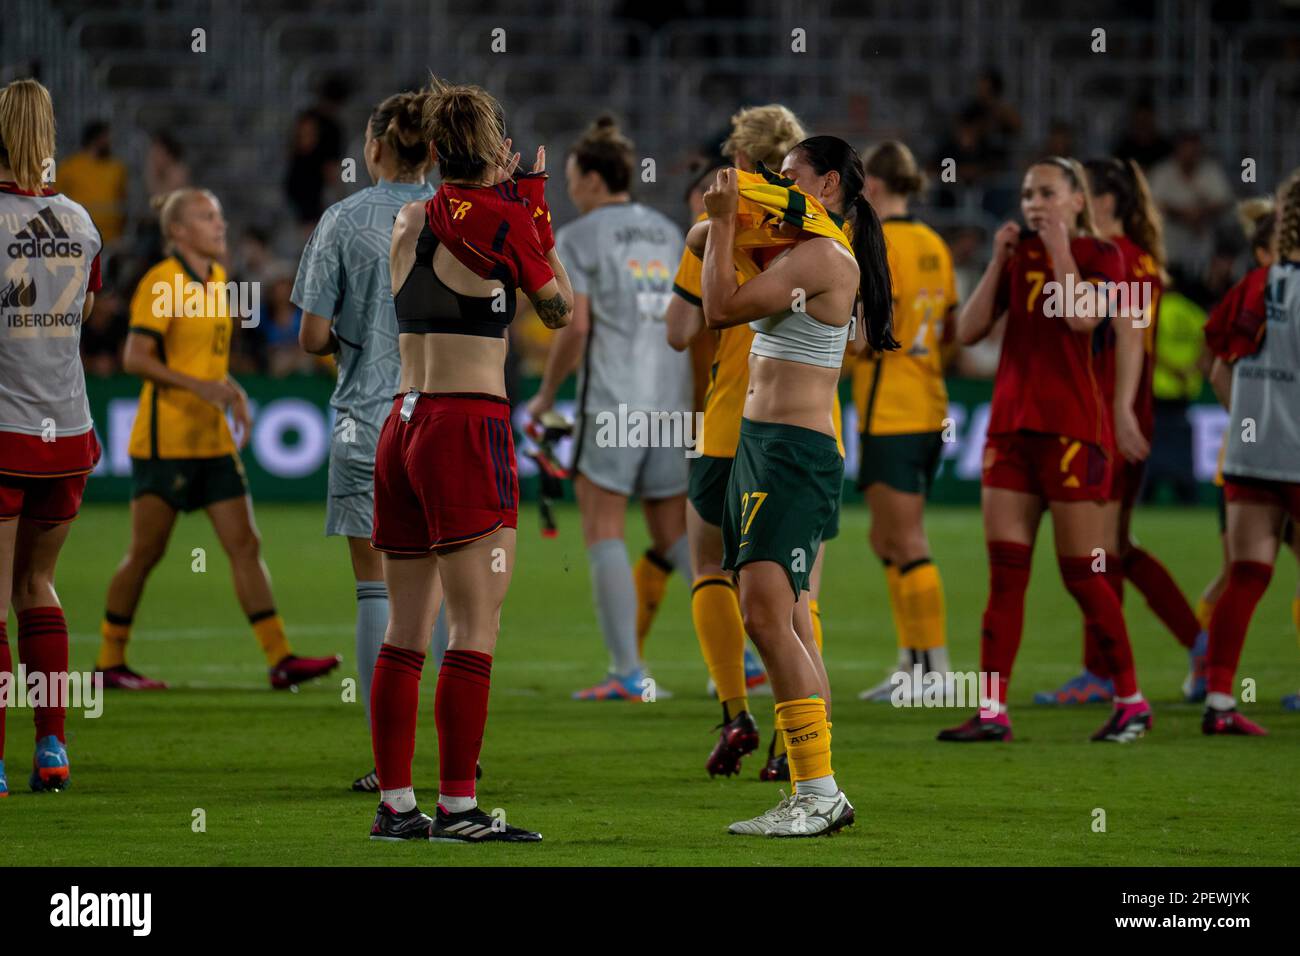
250, 610, 291, 666
808, 598, 824, 653
897, 558, 946, 651
96, 614, 132, 670
771, 724, 787, 757
691, 574, 748, 705
1195, 597, 1216, 633
883, 561, 905, 649
633, 549, 673, 657
775, 697, 832, 783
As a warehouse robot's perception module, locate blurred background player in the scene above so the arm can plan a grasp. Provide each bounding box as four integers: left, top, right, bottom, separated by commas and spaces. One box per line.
1198, 198, 1300, 709
368, 80, 570, 842
1201, 169, 1300, 735
854, 140, 958, 703
666, 105, 813, 779
941, 157, 1151, 743
96, 188, 341, 690
526, 116, 692, 701
1036, 157, 1206, 704
696, 138, 896, 835
294, 90, 448, 793
0, 79, 103, 795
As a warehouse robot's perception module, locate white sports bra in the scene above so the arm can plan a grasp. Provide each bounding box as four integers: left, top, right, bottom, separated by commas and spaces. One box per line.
749, 307, 854, 369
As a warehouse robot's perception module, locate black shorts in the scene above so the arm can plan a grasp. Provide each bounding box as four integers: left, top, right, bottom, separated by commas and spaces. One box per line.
688, 454, 733, 527
857, 430, 944, 495
131, 454, 248, 513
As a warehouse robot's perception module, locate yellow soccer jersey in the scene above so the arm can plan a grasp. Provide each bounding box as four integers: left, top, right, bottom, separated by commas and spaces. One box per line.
854, 217, 956, 436
672, 242, 845, 458
127, 256, 236, 459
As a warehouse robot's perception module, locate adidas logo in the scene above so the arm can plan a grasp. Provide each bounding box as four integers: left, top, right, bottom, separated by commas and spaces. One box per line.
0, 277, 36, 308
7, 207, 83, 259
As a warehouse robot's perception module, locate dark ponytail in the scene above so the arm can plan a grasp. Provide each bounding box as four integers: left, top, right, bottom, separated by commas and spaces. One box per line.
794, 135, 898, 352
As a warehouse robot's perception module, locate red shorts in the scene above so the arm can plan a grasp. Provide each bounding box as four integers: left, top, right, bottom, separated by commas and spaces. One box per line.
982, 431, 1112, 503
372, 392, 518, 555
0, 471, 91, 524
1223, 475, 1300, 523
1108, 458, 1146, 508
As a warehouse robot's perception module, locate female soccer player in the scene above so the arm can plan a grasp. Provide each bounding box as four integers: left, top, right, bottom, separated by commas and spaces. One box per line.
1037, 157, 1206, 705
0, 78, 102, 795
293, 90, 450, 792
853, 140, 958, 703
696, 135, 896, 836
96, 188, 340, 690
665, 105, 813, 779
369, 80, 572, 842
525, 116, 692, 701
939, 157, 1151, 743
1202, 171, 1300, 732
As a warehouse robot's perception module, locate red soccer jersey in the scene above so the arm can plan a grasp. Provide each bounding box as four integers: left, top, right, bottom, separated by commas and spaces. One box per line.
1205, 266, 1269, 363
1096, 234, 1164, 438
988, 233, 1126, 450
426, 172, 555, 296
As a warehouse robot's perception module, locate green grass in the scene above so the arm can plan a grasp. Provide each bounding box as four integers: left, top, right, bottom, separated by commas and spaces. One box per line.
2, 502, 1298, 866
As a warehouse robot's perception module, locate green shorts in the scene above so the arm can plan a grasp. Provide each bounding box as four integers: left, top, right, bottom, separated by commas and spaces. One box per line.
131, 454, 248, 513
856, 430, 944, 496
688, 454, 733, 527
722, 419, 844, 597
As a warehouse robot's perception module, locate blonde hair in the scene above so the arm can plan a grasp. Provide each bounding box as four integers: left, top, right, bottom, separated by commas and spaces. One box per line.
1236, 197, 1276, 255
1278, 168, 1300, 261
423, 77, 505, 182
0, 79, 56, 194
151, 187, 217, 253
722, 104, 806, 171
864, 140, 925, 197
1031, 156, 1099, 238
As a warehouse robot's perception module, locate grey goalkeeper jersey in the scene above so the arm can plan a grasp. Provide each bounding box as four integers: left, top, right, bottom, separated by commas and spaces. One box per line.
555, 202, 691, 416
0, 188, 101, 438
1224, 261, 1300, 484
291, 179, 435, 433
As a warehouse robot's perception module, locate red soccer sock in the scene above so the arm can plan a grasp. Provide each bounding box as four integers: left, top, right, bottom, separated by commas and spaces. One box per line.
1123, 546, 1201, 649
0, 621, 10, 760
435, 649, 492, 799
1059, 555, 1138, 698
17, 607, 69, 743
1206, 561, 1273, 696
370, 644, 425, 792
981, 541, 1033, 707
1083, 562, 1124, 677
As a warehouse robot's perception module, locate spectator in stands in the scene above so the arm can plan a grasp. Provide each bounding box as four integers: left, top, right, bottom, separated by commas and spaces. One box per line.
1111, 94, 1173, 169
146, 132, 190, 202
58, 120, 128, 245
261, 268, 318, 377
1039, 118, 1075, 160
1144, 286, 1207, 505
283, 77, 347, 233
932, 105, 997, 208
964, 68, 1021, 165
1148, 131, 1234, 281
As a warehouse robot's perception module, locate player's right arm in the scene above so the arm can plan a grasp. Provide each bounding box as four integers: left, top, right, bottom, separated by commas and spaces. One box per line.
957, 221, 1017, 345
124, 271, 236, 408
293, 206, 344, 355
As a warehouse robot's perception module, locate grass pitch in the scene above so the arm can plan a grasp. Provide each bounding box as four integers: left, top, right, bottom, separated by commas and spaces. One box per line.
2, 502, 1298, 866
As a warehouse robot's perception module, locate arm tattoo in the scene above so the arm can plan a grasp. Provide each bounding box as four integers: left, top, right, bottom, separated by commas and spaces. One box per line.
534, 293, 570, 329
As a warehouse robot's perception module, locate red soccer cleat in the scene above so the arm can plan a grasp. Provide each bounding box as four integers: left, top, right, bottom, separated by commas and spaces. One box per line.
1202, 707, 1268, 736
96, 665, 169, 690
269, 653, 342, 689
936, 711, 1013, 742
707, 710, 759, 777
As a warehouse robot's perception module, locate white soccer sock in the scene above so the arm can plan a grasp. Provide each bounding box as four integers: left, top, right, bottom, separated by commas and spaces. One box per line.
382, 787, 416, 813
587, 538, 640, 676
1116, 692, 1145, 705
795, 774, 838, 798
1206, 691, 1235, 712
439, 794, 476, 813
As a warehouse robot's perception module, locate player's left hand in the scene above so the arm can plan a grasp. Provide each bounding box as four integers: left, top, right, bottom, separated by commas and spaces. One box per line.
530, 145, 545, 175
1114, 404, 1150, 463
703, 167, 739, 220
525, 392, 554, 423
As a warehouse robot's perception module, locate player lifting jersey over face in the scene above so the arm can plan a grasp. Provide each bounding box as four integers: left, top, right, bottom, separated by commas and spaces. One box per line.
368, 78, 573, 845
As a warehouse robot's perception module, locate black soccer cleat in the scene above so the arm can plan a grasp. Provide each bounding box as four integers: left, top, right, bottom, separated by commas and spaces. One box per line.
758, 731, 789, 781
429, 804, 542, 843
369, 802, 434, 841
707, 709, 760, 777
352, 768, 379, 793
936, 712, 1013, 742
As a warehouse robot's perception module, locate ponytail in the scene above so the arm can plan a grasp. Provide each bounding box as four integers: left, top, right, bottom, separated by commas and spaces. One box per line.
368, 90, 433, 177
0, 79, 56, 194
1083, 156, 1166, 278
849, 193, 898, 352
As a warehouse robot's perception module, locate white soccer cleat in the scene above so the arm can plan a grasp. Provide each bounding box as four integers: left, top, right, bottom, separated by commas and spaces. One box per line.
727, 790, 796, 836
765, 790, 855, 838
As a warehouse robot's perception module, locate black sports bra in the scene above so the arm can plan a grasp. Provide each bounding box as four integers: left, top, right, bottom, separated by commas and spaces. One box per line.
394, 222, 515, 337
